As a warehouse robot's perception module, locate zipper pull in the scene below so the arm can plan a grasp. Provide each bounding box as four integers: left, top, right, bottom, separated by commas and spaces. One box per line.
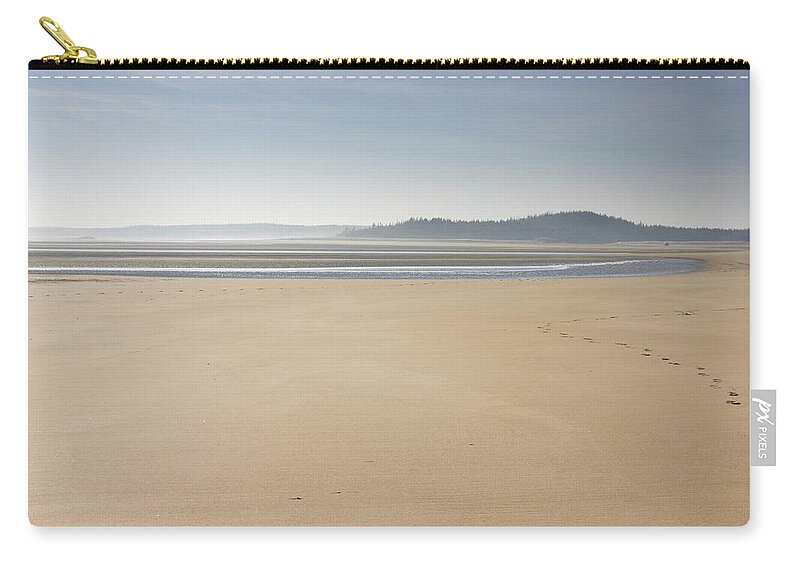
39, 16, 98, 65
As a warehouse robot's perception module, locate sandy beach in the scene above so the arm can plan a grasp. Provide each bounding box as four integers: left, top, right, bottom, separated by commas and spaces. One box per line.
28, 248, 749, 525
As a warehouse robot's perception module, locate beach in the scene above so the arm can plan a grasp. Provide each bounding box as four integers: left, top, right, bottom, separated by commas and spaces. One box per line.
28, 247, 749, 525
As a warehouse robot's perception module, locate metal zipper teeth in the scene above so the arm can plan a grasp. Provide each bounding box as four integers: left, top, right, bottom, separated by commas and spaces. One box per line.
29, 57, 749, 70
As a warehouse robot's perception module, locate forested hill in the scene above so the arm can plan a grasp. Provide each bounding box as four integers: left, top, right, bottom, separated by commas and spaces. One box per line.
339, 212, 749, 243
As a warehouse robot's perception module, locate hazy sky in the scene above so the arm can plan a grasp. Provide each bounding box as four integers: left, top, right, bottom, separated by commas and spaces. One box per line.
29, 70, 749, 229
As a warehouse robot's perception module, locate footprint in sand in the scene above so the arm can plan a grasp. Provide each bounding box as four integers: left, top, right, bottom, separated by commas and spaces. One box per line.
729, 391, 739, 397
289, 496, 303, 501
726, 400, 742, 406
641, 353, 651, 357
698, 372, 709, 377
670, 362, 681, 366
710, 384, 722, 389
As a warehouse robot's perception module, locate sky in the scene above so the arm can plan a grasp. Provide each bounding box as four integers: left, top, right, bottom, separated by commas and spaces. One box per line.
28, 70, 749, 229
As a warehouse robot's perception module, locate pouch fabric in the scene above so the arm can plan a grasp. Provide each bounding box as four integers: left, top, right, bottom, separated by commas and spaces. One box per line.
28, 65, 750, 526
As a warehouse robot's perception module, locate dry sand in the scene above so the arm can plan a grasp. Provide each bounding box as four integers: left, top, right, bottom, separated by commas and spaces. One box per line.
28, 249, 749, 525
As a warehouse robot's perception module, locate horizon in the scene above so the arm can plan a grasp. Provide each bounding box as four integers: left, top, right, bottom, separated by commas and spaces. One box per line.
29, 70, 748, 230
29, 210, 750, 232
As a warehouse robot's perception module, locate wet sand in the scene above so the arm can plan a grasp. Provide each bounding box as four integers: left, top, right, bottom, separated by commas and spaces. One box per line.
28, 238, 747, 269
28, 248, 749, 525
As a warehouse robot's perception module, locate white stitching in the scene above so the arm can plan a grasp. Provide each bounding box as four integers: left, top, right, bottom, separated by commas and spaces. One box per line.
30, 74, 750, 80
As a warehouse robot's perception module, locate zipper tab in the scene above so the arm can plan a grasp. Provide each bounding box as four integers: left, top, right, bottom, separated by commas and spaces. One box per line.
30, 16, 748, 70
39, 16, 98, 65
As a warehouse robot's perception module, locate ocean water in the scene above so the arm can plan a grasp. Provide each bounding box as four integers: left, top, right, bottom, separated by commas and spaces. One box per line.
28, 258, 701, 280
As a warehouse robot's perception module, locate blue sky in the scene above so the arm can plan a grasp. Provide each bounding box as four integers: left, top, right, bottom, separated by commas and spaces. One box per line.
28, 71, 749, 228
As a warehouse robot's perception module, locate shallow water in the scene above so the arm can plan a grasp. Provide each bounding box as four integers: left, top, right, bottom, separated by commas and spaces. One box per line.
29, 258, 700, 280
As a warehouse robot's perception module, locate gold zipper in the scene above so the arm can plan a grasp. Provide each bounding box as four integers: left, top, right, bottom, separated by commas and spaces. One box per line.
34, 16, 748, 70
39, 17, 98, 65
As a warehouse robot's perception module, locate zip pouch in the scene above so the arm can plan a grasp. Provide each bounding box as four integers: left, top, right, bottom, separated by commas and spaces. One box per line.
28, 17, 750, 526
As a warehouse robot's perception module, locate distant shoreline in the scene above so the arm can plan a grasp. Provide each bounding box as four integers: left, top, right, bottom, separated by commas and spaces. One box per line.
28, 211, 749, 244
